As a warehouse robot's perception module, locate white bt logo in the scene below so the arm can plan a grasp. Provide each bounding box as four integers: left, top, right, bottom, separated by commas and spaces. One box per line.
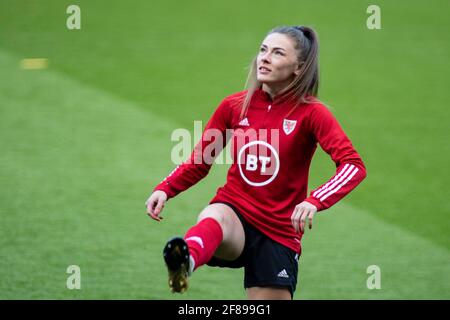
246, 154, 271, 173
237, 140, 280, 187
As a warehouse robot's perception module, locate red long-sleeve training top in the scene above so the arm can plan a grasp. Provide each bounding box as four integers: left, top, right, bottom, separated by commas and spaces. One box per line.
154, 88, 367, 253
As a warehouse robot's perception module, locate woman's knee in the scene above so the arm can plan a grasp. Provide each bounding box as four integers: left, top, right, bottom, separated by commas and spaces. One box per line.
197, 208, 226, 227
197, 204, 236, 229
196, 204, 245, 257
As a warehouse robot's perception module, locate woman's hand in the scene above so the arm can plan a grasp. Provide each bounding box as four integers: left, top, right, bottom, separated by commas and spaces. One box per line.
145, 190, 168, 222
291, 201, 318, 233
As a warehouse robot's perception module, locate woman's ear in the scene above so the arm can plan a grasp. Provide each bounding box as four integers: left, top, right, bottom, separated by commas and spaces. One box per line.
294, 62, 303, 76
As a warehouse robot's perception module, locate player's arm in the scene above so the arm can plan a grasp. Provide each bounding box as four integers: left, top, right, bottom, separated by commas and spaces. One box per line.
303, 103, 367, 212
146, 98, 232, 219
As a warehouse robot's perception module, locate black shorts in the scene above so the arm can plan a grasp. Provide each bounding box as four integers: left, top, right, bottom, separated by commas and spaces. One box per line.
207, 201, 299, 298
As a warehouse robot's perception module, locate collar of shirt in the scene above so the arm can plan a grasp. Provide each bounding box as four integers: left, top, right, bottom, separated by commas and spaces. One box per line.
253, 87, 297, 107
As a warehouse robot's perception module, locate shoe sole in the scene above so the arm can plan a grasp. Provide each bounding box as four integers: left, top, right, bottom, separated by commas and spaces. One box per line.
163, 237, 190, 293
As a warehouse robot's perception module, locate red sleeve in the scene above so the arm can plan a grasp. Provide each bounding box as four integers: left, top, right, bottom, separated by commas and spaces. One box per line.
303, 103, 367, 211
152, 97, 232, 199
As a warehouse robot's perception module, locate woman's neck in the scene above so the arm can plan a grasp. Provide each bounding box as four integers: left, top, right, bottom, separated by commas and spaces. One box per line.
261, 82, 291, 99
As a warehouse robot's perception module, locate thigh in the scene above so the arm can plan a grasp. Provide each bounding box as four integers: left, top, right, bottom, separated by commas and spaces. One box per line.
246, 287, 292, 300
197, 203, 245, 261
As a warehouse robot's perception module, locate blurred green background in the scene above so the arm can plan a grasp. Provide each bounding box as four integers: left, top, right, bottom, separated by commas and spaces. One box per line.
0, 0, 448, 299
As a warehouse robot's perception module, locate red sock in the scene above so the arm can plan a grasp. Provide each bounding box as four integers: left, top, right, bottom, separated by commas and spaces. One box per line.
184, 217, 223, 270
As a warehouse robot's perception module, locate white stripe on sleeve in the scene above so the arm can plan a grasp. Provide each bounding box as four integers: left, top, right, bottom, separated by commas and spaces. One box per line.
313, 164, 354, 198
319, 167, 359, 201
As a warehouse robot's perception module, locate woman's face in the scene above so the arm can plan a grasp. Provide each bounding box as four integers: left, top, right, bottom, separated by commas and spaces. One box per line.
256, 33, 301, 87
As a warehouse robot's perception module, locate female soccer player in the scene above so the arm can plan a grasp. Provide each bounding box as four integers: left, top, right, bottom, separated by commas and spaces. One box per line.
145, 26, 367, 300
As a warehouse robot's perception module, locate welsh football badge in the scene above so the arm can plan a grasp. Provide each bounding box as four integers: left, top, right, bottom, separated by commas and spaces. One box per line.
283, 119, 297, 135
